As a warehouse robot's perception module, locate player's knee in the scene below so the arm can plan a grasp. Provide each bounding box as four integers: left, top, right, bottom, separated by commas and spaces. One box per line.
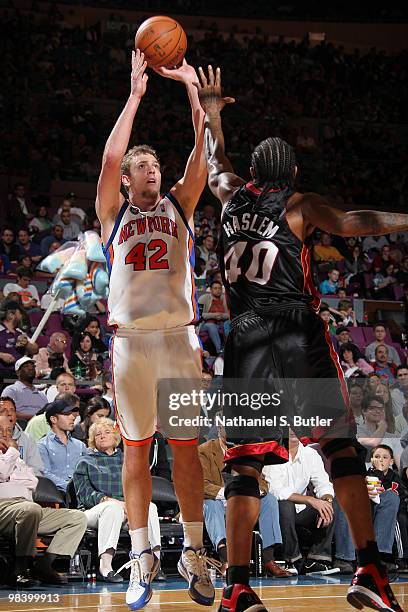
224, 474, 260, 500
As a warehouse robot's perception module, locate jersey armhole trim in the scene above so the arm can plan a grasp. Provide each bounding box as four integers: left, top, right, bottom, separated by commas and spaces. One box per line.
166, 192, 194, 240
102, 200, 128, 254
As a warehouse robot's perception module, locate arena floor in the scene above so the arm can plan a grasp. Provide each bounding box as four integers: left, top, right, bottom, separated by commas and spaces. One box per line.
1, 576, 408, 612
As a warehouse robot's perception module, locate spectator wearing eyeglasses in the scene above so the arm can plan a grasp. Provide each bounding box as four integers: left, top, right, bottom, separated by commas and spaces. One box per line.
357, 395, 403, 467
0, 396, 43, 475
0, 414, 87, 587
33, 333, 70, 378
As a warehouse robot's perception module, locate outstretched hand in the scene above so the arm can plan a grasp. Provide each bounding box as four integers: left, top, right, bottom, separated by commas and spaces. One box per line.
193, 65, 235, 113
131, 49, 148, 98
154, 58, 198, 85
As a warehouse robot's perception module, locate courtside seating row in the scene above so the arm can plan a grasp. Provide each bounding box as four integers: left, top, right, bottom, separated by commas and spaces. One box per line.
0, 475, 185, 581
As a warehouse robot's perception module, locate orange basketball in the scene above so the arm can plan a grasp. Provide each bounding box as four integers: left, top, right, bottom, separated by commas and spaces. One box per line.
135, 16, 187, 69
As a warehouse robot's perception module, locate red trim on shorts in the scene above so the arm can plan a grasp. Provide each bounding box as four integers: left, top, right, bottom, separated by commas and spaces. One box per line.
122, 435, 154, 447
225, 440, 288, 463
310, 323, 354, 440
167, 438, 198, 446
323, 322, 350, 408
300, 245, 320, 311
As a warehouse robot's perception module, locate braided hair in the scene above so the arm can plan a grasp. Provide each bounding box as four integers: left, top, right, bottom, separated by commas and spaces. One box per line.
251, 137, 296, 189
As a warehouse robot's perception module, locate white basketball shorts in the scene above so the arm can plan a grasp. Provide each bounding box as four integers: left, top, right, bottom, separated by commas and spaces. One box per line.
110, 325, 202, 446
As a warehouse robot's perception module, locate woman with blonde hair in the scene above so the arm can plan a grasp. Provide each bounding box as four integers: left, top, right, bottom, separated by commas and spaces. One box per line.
73, 418, 161, 582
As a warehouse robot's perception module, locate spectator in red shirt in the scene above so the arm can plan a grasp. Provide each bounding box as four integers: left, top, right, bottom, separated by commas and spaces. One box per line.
371, 345, 398, 384
199, 281, 229, 355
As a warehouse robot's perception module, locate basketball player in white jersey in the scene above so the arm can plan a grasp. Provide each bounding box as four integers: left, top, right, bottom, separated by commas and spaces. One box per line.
96, 50, 216, 609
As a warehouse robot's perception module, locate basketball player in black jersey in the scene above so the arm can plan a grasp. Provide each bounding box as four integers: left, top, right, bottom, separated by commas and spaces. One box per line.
194, 66, 407, 612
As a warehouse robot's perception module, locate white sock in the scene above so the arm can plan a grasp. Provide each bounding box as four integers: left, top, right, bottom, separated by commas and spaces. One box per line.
99, 550, 114, 576
129, 527, 150, 555
183, 522, 203, 549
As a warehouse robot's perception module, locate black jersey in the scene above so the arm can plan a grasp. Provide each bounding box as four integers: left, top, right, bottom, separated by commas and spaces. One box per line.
220, 182, 320, 318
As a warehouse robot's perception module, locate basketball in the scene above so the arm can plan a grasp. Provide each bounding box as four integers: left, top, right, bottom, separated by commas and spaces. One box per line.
135, 16, 187, 69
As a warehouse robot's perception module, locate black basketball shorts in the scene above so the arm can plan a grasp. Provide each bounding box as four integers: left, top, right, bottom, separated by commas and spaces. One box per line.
222, 306, 356, 466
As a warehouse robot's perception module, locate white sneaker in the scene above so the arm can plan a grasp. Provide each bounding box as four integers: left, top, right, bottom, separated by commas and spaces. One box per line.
283, 562, 299, 575
177, 547, 216, 606
116, 548, 159, 610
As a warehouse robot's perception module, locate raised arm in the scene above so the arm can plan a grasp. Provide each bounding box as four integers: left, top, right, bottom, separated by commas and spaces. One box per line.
96, 50, 148, 233
300, 192, 408, 238
194, 66, 244, 207
155, 60, 207, 220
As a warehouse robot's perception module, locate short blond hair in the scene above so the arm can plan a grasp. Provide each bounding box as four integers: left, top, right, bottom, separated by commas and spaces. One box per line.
121, 145, 160, 176
88, 417, 121, 450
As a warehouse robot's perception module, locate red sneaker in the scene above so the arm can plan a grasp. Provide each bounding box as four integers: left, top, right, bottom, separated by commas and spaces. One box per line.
347, 563, 403, 611
218, 584, 267, 612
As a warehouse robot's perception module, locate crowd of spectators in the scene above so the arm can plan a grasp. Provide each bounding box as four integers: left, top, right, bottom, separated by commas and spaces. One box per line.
32, 0, 406, 21
1, 5, 408, 206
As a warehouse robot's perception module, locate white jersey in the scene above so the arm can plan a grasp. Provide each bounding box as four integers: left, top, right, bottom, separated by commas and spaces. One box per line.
103, 193, 198, 330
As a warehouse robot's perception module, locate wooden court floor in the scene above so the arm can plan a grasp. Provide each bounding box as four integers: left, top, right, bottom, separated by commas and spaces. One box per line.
1, 582, 408, 612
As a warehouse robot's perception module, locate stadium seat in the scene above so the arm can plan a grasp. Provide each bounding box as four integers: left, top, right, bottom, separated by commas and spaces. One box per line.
36, 335, 50, 349
394, 285, 404, 300
45, 312, 64, 335
391, 342, 407, 365
347, 327, 365, 350
29, 310, 44, 331
364, 273, 374, 290
34, 476, 66, 507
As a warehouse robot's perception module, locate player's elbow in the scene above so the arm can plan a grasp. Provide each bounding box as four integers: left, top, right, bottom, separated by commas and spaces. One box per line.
102, 149, 122, 170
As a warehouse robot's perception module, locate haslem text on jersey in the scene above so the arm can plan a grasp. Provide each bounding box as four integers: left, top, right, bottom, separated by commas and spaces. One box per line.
223, 212, 279, 240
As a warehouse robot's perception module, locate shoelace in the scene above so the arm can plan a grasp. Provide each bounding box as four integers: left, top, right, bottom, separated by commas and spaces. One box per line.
115, 553, 157, 588
184, 548, 222, 583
